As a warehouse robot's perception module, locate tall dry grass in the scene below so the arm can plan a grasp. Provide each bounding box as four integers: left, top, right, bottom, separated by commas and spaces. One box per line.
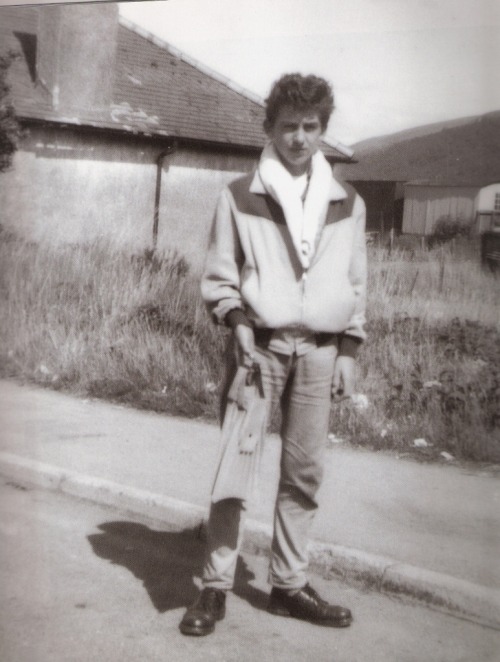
0, 230, 499, 462
347, 241, 500, 462
0, 234, 225, 416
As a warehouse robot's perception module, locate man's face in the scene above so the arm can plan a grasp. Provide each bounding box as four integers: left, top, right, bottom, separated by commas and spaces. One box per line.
265, 106, 325, 176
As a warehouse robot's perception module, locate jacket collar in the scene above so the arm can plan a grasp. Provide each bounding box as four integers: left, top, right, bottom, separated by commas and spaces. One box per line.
249, 168, 347, 202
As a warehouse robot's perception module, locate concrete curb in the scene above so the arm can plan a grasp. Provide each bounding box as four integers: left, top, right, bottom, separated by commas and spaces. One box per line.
1, 451, 499, 630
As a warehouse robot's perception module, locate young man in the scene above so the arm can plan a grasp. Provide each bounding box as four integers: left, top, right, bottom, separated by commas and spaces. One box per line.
180, 73, 367, 635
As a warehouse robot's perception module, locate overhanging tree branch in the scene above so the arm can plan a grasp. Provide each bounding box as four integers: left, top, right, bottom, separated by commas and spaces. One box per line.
0, 50, 23, 174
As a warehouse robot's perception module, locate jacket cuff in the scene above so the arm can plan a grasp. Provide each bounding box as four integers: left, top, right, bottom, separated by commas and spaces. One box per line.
338, 334, 362, 359
224, 308, 252, 329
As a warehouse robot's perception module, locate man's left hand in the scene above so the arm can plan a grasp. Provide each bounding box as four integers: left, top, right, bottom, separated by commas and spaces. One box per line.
332, 356, 356, 400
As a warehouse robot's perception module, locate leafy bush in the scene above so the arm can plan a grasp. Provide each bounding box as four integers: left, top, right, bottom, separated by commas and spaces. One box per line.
430, 215, 472, 246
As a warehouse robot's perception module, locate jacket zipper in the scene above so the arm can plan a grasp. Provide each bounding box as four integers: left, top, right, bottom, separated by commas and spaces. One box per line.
300, 270, 307, 324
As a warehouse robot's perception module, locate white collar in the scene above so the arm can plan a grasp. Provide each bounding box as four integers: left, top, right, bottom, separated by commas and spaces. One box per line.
249, 167, 347, 202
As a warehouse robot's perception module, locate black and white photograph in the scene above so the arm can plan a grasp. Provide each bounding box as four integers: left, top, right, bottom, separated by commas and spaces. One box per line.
0, 1, 499, 660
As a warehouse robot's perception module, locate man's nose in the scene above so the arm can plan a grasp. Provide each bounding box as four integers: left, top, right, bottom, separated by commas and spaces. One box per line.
293, 126, 306, 144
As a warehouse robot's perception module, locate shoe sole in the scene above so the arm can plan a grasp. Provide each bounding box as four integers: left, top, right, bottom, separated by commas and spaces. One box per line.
267, 605, 352, 628
179, 623, 215, 636
179, 609, 226, 637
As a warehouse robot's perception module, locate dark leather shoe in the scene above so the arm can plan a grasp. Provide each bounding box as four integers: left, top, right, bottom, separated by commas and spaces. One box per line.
179, 588, 226, 636
267, 584, 352, 627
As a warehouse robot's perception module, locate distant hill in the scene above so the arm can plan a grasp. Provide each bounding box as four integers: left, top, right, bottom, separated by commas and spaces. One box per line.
338, 111, 500, 187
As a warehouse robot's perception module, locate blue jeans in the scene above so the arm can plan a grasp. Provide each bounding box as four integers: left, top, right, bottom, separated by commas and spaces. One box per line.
202, 336, 338, 590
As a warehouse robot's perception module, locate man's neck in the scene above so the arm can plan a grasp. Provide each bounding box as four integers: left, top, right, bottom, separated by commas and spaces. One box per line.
275, 150, 312, 177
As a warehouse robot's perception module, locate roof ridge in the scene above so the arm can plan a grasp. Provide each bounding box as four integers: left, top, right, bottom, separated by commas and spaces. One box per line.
321, 136, 354, 158
118, 15, 265, 108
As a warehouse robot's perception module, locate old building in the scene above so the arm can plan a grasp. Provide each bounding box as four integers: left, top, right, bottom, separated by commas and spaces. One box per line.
402, 179, 500, 235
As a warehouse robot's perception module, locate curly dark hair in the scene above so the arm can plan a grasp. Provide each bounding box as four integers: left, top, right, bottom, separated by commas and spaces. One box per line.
264, 73, 335, 131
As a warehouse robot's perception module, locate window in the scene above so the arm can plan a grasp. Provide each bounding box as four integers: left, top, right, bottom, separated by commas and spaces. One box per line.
495, 193, 500, 212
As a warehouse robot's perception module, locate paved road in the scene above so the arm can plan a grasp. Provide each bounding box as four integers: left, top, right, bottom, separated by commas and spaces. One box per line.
1, 380, 499, 591
0, 478, 499, 662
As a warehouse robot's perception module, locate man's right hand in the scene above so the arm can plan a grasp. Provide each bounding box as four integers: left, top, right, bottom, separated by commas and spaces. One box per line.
234, 324, 255, 365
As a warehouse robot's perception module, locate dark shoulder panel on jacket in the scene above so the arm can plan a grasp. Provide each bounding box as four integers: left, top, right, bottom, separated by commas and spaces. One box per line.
228, 172, 254, 197
228, 173, 286, 225
325, 179, 358, 225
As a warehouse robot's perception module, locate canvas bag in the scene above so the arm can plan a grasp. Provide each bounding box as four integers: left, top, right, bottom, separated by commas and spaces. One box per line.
211, 362, 267, 504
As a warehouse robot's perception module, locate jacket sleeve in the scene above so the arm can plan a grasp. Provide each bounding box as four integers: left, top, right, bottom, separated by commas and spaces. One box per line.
201, 187, 246, 325
344, 193, 367, 343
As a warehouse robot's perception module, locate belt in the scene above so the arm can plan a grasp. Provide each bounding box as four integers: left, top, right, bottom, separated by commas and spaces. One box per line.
253, 327, 337, 348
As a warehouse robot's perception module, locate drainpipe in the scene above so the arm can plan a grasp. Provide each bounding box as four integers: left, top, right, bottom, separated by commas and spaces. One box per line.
153, 140, 177, 249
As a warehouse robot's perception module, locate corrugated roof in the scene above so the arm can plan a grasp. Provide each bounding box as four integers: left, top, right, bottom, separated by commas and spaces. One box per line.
0, 5, 351, 161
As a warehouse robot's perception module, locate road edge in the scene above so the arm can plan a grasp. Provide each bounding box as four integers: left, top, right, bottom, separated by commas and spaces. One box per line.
1, 451, 499, 630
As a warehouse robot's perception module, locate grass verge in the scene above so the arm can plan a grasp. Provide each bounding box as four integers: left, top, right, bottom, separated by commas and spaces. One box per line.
0, 231, 499, 463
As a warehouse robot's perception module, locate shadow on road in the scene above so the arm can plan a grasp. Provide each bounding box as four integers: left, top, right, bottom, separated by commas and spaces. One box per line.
88, 521, 269, 613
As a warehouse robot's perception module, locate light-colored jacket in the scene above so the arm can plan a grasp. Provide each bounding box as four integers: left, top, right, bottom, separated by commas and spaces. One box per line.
201, 169, 367, 341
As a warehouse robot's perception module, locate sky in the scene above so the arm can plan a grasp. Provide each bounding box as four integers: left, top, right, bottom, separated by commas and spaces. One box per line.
119, 0, 500, 145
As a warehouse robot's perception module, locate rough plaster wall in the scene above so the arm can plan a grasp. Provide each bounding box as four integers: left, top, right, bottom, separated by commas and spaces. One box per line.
0, 126, 157, 247
157, 148, 256, 272
0, 127, 257, 265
